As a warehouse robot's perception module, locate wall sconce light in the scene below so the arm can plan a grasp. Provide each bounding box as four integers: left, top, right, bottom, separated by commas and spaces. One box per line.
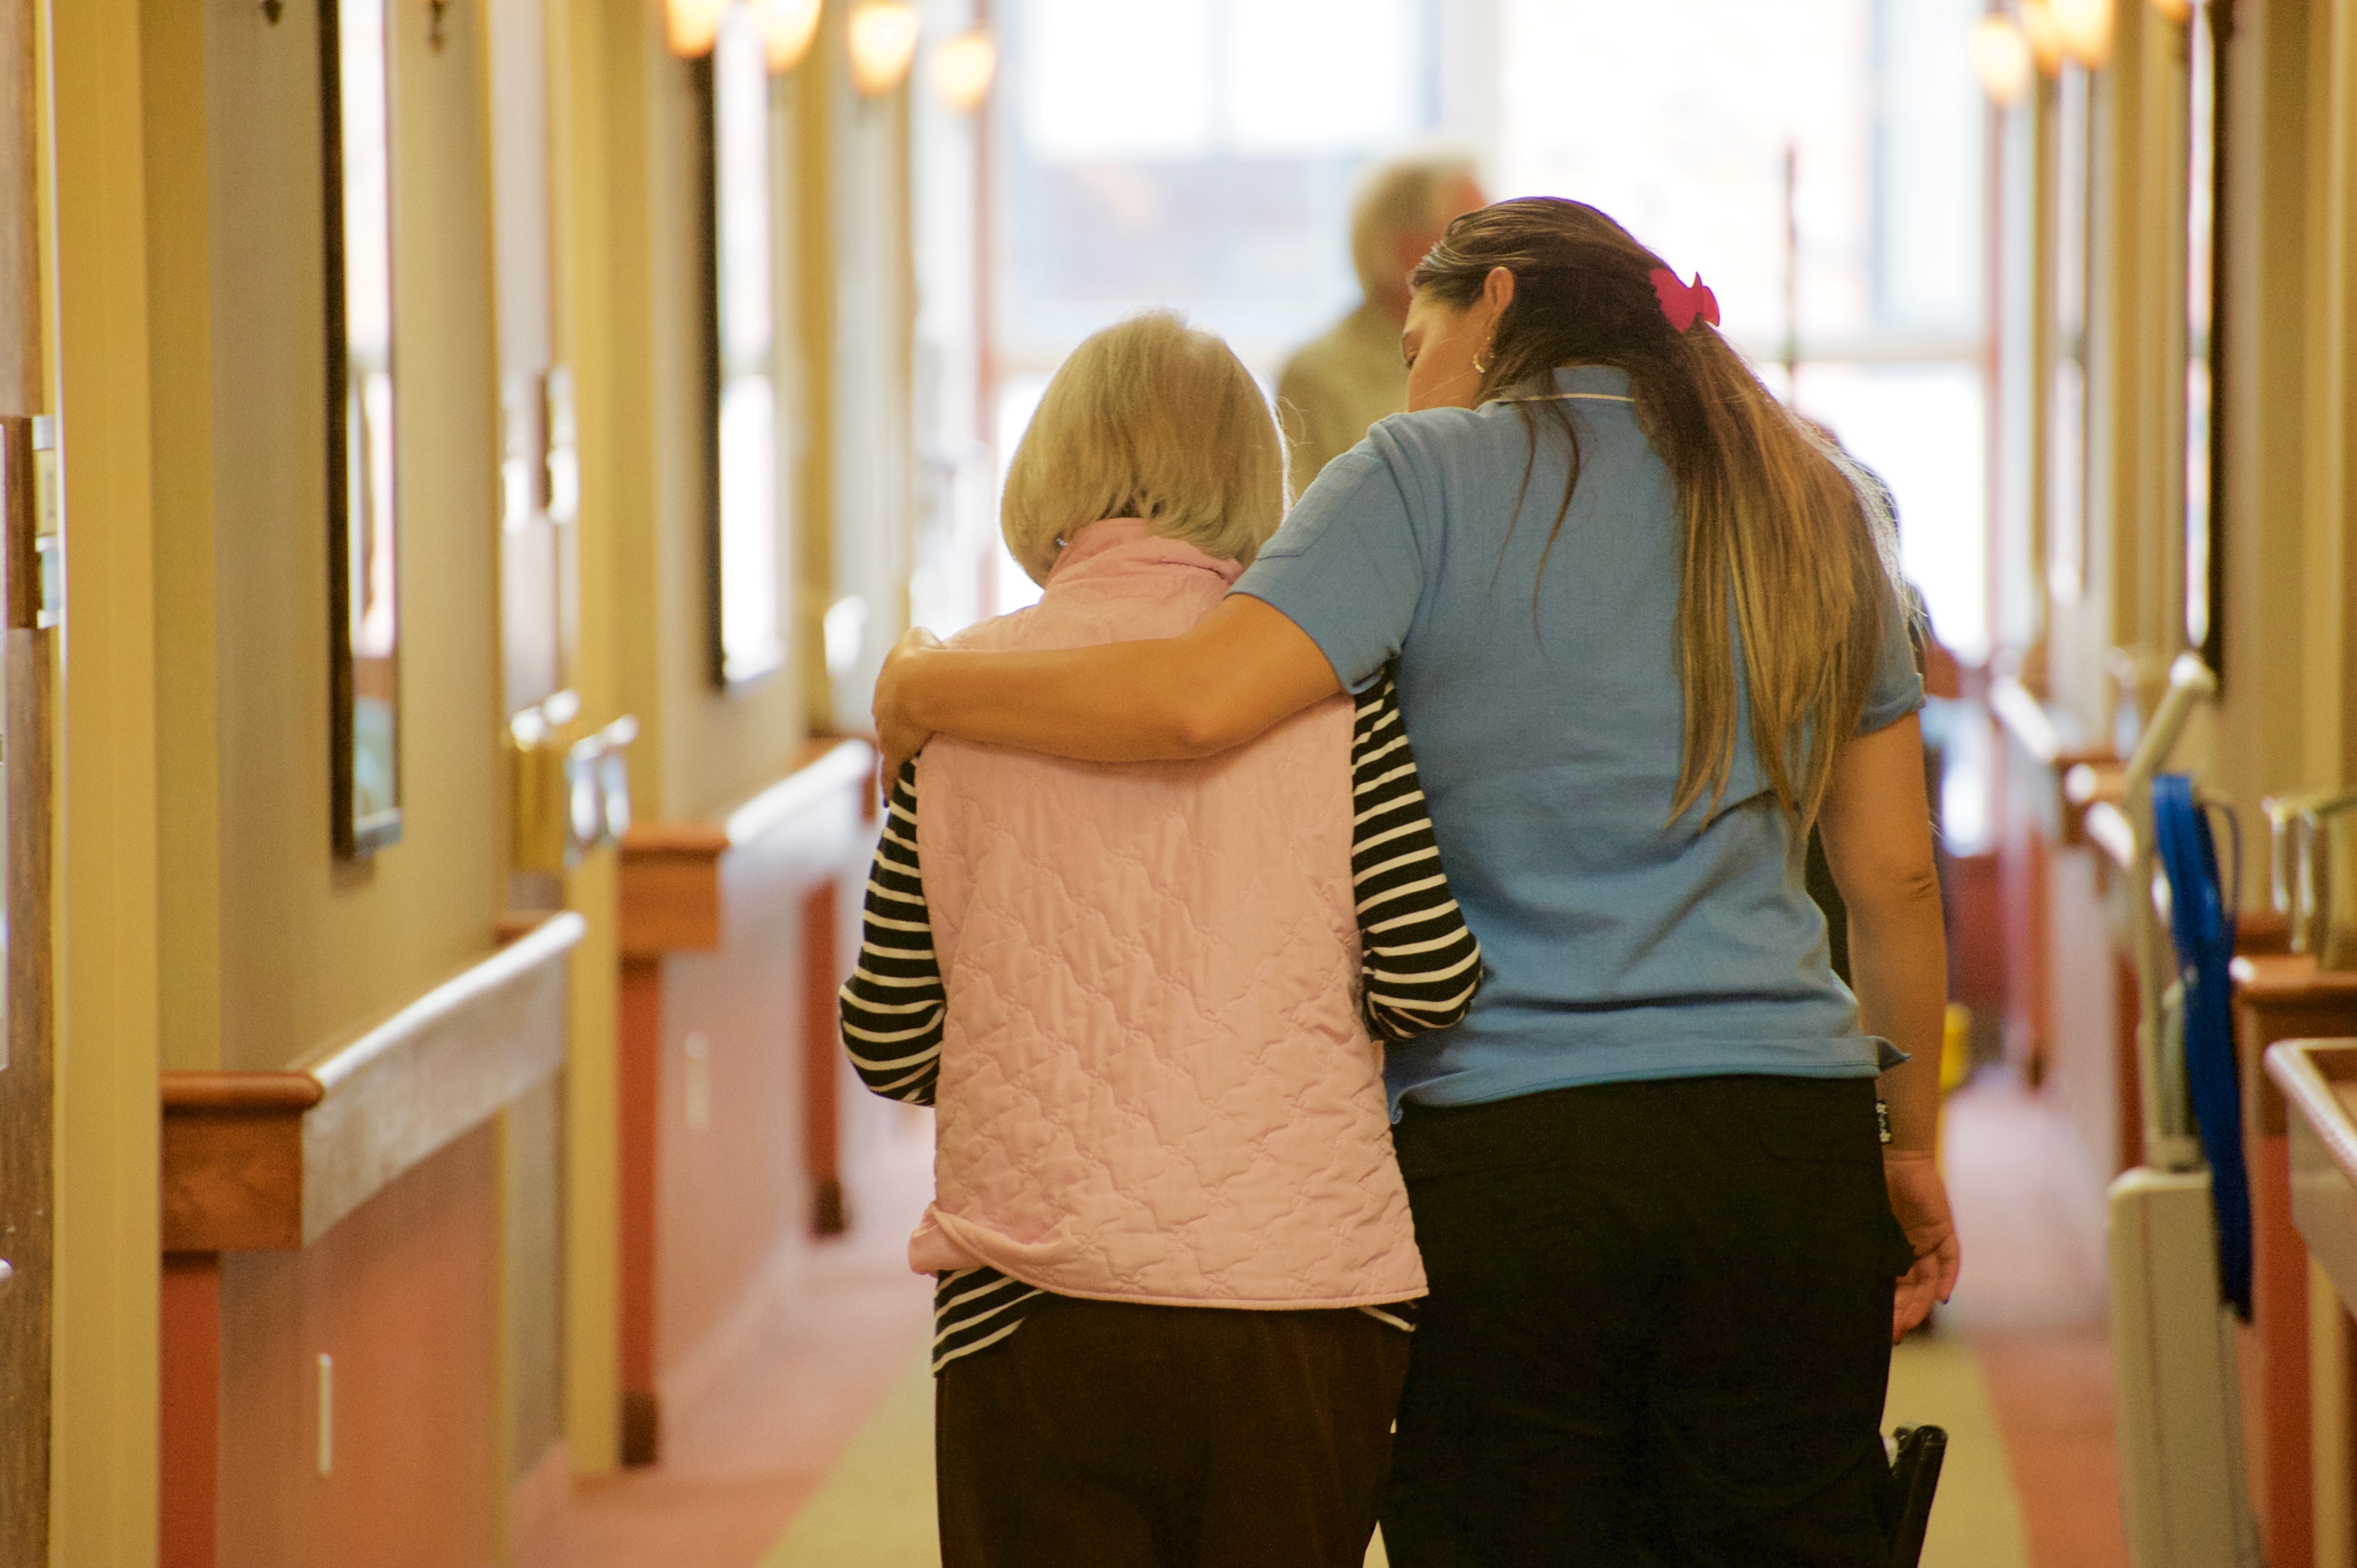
930, 28, 996, 112
2149, 0, 2193, 21
2017, 0, 2066, 74
2049, 0, 2114, 64
1970, 15, 2035, 104
762, 0, 823, 72
665, 0, 730, 59
848, 0, 920, 96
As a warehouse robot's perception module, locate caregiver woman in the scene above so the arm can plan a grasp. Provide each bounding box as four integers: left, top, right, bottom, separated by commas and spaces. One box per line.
875, 198, 1959, 1566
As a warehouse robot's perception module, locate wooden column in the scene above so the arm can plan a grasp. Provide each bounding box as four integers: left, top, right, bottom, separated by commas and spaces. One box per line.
613, 823, 724, 1466
610, 740, 873, 1465
616, 954, 664, 1467
802, 881, 846, 1236
157, 1256, 220, 1568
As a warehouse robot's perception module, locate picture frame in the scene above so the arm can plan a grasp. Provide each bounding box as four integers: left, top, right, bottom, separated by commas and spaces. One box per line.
323, 0, 404, 857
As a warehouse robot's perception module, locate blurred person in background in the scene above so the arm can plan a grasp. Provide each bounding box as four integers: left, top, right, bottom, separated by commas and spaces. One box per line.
1277, 150, 1486, 496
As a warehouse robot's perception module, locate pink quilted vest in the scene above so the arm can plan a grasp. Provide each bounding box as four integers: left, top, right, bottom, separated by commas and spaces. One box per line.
908, 519, 1424, 1308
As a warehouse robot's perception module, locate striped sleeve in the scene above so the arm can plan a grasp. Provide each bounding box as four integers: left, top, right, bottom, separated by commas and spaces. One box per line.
932, 1267, 1045, 1374
837, 761, 946, 1105
1352, 668, 1484, 1041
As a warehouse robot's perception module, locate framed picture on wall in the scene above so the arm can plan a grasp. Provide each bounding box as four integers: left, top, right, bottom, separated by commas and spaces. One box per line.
323, 0, 403, 856
2184, 0, 2228, 682
698, 5, 787, 689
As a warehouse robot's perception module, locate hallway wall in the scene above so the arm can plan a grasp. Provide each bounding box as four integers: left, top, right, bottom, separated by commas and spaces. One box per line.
216, 1127, 502, 1568
137, 3, 559, 1561
550, 0, 915, 1481
148, 0, 504, 1082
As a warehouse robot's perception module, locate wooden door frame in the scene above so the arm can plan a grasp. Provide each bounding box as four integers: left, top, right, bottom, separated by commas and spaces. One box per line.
0, 0, 53, 1559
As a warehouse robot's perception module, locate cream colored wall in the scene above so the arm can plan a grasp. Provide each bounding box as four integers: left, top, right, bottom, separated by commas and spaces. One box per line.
2304, 0, 2357, 790
49, 0, 163, 1557
2042, 0, 2355, 882
571, 0, 821, 832
203, 0, 503, 1073
144, 0, 511, 1078
2213, 0, 2331, 883
2067, 0, 2183, 738
145, 0, 220, 1075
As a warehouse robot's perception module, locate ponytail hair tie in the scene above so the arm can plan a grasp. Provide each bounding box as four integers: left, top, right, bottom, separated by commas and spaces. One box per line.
1649, 268, 1721, 334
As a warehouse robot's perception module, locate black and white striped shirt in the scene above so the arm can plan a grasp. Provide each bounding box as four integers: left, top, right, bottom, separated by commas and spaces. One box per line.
839, 669, 1482, 1373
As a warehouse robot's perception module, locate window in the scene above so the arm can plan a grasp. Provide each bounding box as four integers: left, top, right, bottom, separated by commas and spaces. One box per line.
704, 5, 786, 687
1497, 0, 1989, 658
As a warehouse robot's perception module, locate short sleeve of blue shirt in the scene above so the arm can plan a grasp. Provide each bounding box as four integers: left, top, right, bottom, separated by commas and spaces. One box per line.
1857, 583, 1926, 735
1234, 436, 1427, 694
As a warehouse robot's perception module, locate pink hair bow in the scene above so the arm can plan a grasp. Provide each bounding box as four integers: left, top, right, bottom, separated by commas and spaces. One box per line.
1649, 268, 1721, 334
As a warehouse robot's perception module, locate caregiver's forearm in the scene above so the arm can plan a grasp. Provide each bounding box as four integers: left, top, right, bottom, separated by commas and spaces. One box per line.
895, 639, 1225, 761
1851, 878, 1948, 1156
885, 595, 1343, 764
1817, 714, 1948, 1157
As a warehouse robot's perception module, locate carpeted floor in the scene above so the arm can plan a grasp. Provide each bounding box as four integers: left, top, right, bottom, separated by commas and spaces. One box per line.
758, 1325, 2029, 1568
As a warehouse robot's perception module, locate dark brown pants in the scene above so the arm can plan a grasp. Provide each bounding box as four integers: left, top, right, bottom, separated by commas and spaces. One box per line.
934, 1295, 1412, 1568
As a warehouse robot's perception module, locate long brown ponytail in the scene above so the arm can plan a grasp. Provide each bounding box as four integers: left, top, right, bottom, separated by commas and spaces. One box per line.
1409, 197, 1900, 827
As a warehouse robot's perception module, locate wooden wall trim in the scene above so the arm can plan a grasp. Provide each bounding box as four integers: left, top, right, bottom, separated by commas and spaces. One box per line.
2275, 1038, 2357, 1213
159, 912, 584, 1252
617, 737, 871, 959
160, 1074, 324, 1113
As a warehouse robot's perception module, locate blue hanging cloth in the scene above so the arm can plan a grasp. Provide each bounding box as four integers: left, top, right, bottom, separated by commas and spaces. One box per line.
2152, 773, 2252, 1321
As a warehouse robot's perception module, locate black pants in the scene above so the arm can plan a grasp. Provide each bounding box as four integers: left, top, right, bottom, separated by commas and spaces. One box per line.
1382, 1075, 1915, 1567
935, 1296, 1412, 1568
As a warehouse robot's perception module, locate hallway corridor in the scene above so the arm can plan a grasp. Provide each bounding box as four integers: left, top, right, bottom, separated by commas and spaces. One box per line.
12, 0, 2357, 1563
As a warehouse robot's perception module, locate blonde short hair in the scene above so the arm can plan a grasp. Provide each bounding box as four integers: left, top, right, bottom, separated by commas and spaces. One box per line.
1351, 150, 1482, 301
1002, 311, 1284, 586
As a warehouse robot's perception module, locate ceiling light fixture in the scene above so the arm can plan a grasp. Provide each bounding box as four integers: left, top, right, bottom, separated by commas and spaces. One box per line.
931, 28, 996, 112
2049, 0, 2114, 64
761, 0, 823, 72
847, 0, 920, 97
1970, 15, 2035, 104
2018, 0, 2067, 74
665, 0, 729, 59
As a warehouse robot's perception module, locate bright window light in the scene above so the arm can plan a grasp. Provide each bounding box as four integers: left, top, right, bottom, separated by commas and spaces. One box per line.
1025, 0, 1210, 161
1230, 0, 1416, 155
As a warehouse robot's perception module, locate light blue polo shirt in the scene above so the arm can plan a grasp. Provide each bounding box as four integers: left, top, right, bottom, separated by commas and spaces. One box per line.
1233, 365, 1923, 1114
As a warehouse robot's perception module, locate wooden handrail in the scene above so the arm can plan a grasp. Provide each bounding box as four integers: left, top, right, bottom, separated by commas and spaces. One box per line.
159, 1072, 323, 1112
161, 912, 584, 1252
617, 738, 875, 960
301, 911, 583, 1093
2268, 1039, 2357, 1199
722, 739, 873, 846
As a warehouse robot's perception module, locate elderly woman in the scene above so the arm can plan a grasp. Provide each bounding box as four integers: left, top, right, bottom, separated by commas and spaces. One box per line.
837, 311, 1481, 1568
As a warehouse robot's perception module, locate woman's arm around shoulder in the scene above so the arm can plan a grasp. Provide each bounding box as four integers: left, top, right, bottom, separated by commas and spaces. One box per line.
873, 595, 1344, 782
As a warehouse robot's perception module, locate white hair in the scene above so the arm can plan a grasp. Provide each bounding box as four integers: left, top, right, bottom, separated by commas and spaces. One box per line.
1001, 311, 1285, 585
